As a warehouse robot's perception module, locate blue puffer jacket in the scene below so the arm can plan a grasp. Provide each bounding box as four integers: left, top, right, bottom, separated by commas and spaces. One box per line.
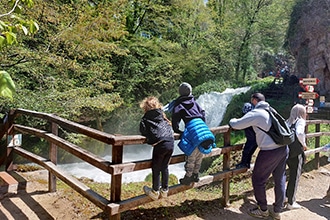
178, 118, 216, 156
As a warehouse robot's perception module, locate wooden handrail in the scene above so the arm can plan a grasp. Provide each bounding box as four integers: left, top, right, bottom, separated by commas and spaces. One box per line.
1, 108, 329, 220
14, 108, 117, 145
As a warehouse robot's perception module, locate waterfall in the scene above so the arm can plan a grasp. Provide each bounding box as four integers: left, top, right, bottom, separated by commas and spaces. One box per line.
58, 86, 251, 183
196, 87, 251, 128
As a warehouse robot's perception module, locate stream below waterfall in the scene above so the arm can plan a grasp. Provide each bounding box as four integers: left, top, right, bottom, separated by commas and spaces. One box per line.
58, 87, 251, 183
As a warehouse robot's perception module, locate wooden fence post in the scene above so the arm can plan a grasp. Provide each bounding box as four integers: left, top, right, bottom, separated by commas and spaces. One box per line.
5, 143, 14, 171
315, 123, 320, 169
110, 144, 123, 220
4, 111, 15, 171
49, 122, 58, 192
222, 129, 231, 207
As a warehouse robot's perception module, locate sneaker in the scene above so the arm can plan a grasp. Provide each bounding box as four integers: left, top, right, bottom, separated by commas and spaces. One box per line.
179, 175, 194, 185
248, 207, 269, 219
160, 188, 168, 198
236, 163, 249, 169
143, 186, 159, 200
286, 202, 301, 210
270, 210, 281, 220
192, 173, 199, 182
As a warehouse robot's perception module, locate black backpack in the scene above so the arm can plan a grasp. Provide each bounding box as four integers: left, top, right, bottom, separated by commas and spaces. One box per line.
259, 107, 295, 146
288, 122, 304, 158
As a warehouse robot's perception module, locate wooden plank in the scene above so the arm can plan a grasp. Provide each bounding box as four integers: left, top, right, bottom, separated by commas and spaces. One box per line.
306, 132, 330, 138
109, 145, 243, 175
13, 125, 112, 174
306, 119, 330, 125
222, 130, 231, 207
107, 168, 247, 215
49, 122, 58, 192
0, 171, 20, 194
12, 146, 110, 211
14, 108, 116, 145
305, 145, 328, 156
0, 171, 18, 185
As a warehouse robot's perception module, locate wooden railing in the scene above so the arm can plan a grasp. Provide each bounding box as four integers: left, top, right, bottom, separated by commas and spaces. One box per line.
0, 108, 329, 220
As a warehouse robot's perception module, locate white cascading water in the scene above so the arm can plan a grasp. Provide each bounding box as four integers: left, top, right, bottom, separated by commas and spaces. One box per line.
58, 86, 251, 183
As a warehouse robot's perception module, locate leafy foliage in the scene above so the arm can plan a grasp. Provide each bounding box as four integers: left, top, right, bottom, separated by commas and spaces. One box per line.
0, 71, 16, 99
0, 0, 299, 131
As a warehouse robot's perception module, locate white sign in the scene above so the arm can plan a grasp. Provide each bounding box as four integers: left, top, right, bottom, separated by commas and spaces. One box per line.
298, 92, 319, 99
299, 78, 320, 85
306, 99, 314, 106
8, 134, 22, 147
306, 106, 314, 113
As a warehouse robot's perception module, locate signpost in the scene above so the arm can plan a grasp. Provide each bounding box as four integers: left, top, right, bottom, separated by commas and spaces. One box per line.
298, 92, 319, 99
7, 134, 22, 147
299, 78, 320, 85
299, 77, 320, 113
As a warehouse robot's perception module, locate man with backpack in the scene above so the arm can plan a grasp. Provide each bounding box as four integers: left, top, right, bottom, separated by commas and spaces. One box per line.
229, 93, 288, 220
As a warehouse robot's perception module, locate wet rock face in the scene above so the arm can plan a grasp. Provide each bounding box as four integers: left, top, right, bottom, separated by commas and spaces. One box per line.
288, 0, 330, 97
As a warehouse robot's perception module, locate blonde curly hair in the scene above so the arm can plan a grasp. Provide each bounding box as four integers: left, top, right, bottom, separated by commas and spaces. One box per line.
140, 96, 171, 125
140, 96, 163, 112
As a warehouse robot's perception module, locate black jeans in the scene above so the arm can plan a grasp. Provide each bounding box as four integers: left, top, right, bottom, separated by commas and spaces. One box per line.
286, 152, 305, 205
152, 140, 174, 191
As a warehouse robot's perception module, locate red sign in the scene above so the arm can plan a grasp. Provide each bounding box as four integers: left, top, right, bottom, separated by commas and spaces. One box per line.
299, 78, 320, 85
298, 92, 319, 99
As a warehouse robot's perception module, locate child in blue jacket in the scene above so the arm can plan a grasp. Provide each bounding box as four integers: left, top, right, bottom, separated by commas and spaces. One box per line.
172, 82, 215, 185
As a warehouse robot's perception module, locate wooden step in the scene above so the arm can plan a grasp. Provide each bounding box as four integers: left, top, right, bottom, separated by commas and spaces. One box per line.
0, 171, 27, 194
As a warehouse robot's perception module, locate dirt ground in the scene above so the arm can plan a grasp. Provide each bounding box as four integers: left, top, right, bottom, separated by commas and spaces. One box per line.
0, 161, 329, 220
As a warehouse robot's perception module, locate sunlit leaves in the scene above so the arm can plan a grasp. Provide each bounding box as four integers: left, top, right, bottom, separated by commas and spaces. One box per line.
0, 71, 16, 99
0, 1, 38, 49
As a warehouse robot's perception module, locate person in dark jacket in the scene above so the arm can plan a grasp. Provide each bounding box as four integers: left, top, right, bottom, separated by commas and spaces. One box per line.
236, 102, 258, 169
140, 96, 174, 200
172, 82, 215, 185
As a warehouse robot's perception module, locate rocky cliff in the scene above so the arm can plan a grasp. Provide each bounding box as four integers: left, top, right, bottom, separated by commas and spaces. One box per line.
287, 0, 330, 98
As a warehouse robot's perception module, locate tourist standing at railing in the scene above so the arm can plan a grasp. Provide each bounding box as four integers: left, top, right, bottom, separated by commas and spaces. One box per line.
285, 104, 308, 209
229, 93, 288, 220
171, 82, 215, 185
139, 96, 175, 200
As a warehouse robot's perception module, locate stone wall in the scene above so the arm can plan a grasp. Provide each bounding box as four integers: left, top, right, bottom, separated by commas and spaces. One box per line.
287, 0, 330, 98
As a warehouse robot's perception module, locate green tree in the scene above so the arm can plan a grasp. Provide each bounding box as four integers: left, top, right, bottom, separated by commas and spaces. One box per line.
208, 0, 295, 82
0, 0, 39, 99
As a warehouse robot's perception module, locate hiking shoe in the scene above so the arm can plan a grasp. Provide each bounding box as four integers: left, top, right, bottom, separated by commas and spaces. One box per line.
160, 188, 168, 198
192, 173, 199, 182
286, 202, 301, 210
270, 210, 281, 220
235, 163, 249, 169
248, 207, 269, 219
179, 175, 194, 185
143, 186, 159, 200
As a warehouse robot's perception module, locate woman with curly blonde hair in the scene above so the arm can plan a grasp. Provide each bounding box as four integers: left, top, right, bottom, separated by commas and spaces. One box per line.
139, 96, 174, 200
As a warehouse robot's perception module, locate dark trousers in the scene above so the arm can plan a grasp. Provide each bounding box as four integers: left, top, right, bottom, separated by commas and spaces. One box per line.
152, 140, 174, 191
252, 146, 288, 213
286, 153, 305, 205
241, 127, 258, 165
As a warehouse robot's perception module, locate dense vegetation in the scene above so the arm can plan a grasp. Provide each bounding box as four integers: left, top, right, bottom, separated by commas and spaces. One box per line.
0, 0, 299, 130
